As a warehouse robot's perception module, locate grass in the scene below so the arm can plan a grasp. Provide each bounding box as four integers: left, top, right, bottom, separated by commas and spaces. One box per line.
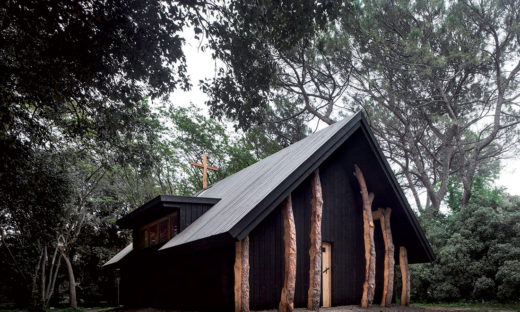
413, 302, 520, 311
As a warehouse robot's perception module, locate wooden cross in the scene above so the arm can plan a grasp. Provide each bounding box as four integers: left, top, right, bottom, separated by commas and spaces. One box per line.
190, 153, 219, 189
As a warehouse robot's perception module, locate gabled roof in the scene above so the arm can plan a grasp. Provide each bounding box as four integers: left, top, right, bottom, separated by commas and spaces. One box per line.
159, 112, 433, 262
159, 115, 354, 251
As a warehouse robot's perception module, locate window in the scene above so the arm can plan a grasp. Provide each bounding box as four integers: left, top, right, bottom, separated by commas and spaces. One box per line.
137, 210, 180, 249
159, 219, 169, 243
138, 228, 148, 249
170, 211, 179, 238
149, 223, 159, 245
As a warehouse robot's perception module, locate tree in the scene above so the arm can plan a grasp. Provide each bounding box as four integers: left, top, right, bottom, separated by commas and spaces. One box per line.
205, 0, 520, 213
0, 0, 197, 146
411, 174, 520, 302
346, 0, 520, 213
0, 142, 73, 309
202, 0, 345, 130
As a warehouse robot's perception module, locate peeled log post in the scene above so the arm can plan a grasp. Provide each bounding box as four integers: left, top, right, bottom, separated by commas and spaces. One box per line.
279, 194, 297, 312
353, 164, 376, 308
400, 246, 410, 306
234, 236, 250, 312
379, 208, 394, 307
384, 208, 395, 306
308, 170, 323, 311
377, 209, 387, 306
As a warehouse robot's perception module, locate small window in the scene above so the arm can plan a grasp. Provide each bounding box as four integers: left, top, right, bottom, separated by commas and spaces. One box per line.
149, 223, 159, 245
170, 212, 179, 238
136, 211, 180, 249
139, 228, 148, 248
159, 219, 169, 243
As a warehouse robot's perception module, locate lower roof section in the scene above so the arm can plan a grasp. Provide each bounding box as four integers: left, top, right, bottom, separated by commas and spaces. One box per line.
103, 243, 133, 267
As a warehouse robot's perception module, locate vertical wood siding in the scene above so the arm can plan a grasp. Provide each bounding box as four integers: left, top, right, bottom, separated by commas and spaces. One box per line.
249, 130, 395, 308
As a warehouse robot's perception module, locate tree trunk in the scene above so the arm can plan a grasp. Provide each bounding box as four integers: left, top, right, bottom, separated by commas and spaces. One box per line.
40, 246, 47, 306
62, 252, 77, 309
353, 165, 376, 308
279, 194, 296, 312
234, 236, 250, 312
241, 236, 250, 312
234, 240, 242, 312
400, 247, 410, 306
379, 208, 394, 307
308, 170, 323, 311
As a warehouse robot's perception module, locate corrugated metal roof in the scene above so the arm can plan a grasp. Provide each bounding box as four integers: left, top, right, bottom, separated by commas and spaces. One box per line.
103, 243, 133, 267
160, 115, 356, 250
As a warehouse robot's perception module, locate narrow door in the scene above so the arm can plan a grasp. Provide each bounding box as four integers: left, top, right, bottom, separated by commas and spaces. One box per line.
322, 242, 332, 307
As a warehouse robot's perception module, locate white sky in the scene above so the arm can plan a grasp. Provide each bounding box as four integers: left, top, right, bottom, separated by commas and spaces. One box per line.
169, 33, 520, 197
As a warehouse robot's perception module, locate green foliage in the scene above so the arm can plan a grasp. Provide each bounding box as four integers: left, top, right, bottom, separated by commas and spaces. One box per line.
155, 104, 289, 195
412, 180, 520, 303
202, 0, 345, 130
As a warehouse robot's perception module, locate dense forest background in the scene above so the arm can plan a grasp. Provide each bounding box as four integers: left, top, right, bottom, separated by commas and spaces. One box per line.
1, 0, 519, 309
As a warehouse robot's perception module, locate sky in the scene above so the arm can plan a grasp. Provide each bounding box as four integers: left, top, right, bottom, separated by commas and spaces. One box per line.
169, 33, 520, 197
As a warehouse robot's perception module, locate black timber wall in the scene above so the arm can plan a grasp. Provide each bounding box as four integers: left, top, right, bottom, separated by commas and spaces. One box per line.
120, 243, 234, 310
122, 202, 235, 310
179, 202, 214, 230
249, 129, 398, 309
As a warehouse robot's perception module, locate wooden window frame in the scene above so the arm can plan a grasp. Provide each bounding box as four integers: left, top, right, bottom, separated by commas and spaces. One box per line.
137, 210, 180, 249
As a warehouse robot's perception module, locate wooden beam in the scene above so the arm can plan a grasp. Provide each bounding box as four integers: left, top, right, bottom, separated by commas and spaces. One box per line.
234, 240, 242, 312
279, 194, 296, 312
380, 208, 394, 307
234, 237, 250, 312
190, 162, 219, 171
400, 246, 410, 306
308, 170, 323, 311
353, 164, 376, 308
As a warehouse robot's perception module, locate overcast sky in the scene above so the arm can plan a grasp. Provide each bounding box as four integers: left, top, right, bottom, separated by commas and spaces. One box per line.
169, 33, 520, 197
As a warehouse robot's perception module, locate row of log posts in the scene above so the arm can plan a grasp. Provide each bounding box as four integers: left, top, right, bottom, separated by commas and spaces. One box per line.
354, 164, 376, 308
235, 165, 409, 311
237, 169, 323, 312
234, 236, 250, 312
355, 165, 411, 308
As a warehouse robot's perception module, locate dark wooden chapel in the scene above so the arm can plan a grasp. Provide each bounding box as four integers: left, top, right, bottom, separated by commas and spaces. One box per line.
104, 112, 434, 311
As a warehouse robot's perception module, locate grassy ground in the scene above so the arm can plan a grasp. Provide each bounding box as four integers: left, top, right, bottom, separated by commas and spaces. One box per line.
413, 302, 520, 311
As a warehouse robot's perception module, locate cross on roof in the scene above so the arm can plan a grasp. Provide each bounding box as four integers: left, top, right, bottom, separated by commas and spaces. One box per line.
190, 153, 219, 189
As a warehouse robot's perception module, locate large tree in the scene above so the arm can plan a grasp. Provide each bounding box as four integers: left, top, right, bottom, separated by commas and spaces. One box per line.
206, 0, 520, 213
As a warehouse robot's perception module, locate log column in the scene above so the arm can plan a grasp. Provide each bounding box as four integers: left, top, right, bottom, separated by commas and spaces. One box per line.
379, 208, 394, 307
354, 164, 376, 308
234, 236, 250, 312
279, 194, 297, 312
400, 246, 410, 306
308, 169, 323, 311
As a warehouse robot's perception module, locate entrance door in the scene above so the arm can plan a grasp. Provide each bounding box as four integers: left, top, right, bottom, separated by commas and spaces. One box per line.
322, 242, 332, 307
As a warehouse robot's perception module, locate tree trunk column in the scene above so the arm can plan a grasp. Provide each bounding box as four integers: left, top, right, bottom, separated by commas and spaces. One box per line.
379, 208, 394, 307
354, 164, 376, 308
400, 246, 410, 306
308, 169, 323, 311
279, 194, 296, 312
235, 236, 250, 312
